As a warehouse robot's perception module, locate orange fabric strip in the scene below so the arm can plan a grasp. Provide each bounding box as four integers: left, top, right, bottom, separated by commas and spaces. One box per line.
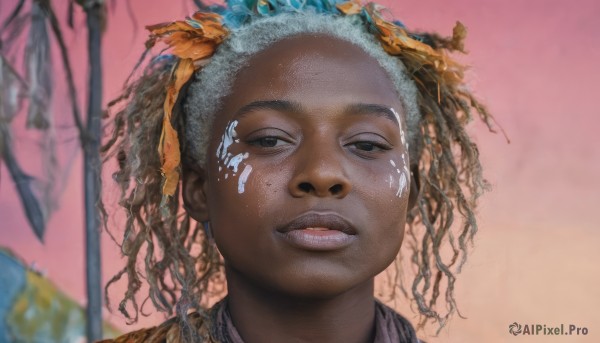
159, 58, 195, 196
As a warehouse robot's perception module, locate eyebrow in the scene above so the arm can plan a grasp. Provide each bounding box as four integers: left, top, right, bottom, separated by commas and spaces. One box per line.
234, 100, 399, 125
234, 100, 303, 119
343, 103, 400, 126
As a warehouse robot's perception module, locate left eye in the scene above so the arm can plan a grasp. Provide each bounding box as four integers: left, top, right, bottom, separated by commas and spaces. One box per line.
350, 141, 389, 152
353, 142, 378, 151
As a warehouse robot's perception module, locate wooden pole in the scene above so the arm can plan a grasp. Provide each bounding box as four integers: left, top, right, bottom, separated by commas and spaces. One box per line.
83, 1, 104, 340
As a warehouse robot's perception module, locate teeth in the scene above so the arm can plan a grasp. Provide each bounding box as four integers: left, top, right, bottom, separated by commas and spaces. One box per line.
306, 227, 329, 231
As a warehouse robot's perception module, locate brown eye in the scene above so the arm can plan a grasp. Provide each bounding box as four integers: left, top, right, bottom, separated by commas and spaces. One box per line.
251, 137, 285, 147
351, 141, 389, 152
354, 142, 377, 151
259, 137, 278, 147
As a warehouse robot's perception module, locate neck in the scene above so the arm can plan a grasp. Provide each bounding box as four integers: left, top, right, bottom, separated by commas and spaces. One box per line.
225, 266, 376, 343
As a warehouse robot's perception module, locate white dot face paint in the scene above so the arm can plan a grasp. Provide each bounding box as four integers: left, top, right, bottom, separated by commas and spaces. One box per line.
215, 120, 253, 194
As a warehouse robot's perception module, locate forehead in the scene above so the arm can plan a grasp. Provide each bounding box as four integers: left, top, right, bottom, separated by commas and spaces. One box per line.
217, 34, 403, 117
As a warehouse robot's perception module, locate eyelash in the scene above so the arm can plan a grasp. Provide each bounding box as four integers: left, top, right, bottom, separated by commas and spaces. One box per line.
347, 141, 391, 153
248, 136, 288, 148
246, 133, 392, 160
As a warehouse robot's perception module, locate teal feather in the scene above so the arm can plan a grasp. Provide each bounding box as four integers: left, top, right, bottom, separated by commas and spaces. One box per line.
185, 18, 204, 29
211, 0, 353, 28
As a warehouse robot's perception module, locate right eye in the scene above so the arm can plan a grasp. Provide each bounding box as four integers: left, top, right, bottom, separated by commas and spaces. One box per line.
249, 136, 287, 148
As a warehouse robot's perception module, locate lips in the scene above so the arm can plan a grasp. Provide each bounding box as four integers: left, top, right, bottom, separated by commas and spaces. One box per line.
277, 213, 357, 235
276, 213, 357, 251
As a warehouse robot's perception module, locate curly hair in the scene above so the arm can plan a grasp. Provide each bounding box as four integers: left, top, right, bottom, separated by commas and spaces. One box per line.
100, 4, 498, 340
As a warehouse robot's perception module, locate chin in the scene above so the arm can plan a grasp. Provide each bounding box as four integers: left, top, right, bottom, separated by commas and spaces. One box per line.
259, 264, 381, 301
287, 278, 359, 299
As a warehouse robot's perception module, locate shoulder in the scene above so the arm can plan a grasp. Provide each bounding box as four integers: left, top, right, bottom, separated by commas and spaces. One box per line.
375, 301, 424, 343
96, 312, 214, 343
96, 325, 160, 343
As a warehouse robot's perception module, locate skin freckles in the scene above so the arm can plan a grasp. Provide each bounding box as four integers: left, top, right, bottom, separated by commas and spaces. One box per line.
183, 34, 417, 343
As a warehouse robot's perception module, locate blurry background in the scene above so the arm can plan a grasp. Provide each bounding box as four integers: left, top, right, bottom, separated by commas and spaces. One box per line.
1, 0, 598, 341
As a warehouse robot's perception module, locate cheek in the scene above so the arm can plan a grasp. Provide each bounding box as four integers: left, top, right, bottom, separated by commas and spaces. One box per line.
208, 149, 286, 235
207, 161, 287, 265
363, 155, 410, 248
352, 157, 409, 242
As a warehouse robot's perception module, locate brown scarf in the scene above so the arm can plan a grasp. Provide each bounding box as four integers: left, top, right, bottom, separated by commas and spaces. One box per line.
100, 298, 421, 343
211, 298, 421, 343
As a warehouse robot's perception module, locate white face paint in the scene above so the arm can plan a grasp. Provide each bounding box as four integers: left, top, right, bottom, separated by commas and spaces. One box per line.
238, 165, 253, 194
390, 107, 409, 150
215, 120, 252, 194
216, 120, 238, 161
401, 153, 410, 178
390, 158, 409, 198
226, 152, 249, 173
396, 173, 407, 197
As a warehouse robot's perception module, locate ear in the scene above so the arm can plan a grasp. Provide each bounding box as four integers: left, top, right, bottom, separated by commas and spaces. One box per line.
182, 162, 210, 223
407, 164, 420, 211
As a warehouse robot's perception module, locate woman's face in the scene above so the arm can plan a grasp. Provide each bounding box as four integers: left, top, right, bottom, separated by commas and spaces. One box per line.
185, 34, 413, 298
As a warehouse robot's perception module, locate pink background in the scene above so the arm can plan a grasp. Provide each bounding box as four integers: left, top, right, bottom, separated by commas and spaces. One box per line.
1, 0, 599, 341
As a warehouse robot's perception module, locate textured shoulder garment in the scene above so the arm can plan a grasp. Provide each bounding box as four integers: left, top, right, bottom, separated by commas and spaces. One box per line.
99, 298, 422, 343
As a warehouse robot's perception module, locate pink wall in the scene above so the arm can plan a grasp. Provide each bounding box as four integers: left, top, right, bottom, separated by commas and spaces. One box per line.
1, 0, 599, 341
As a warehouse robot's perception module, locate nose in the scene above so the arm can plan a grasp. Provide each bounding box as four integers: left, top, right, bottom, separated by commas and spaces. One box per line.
288, 144, 352, 199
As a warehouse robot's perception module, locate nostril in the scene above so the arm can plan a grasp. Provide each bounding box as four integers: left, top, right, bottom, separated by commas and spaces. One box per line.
329, 184, 343, 195
298, 182, 314, 193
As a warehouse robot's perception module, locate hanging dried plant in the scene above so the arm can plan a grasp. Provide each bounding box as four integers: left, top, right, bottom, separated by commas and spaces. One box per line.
25, 0, 53, 130
0, 54, 46, 241
0, 56, 23, 122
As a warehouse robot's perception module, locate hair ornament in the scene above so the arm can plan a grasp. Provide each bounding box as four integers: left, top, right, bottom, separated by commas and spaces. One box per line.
145, 12, 228, 196
145, 0, 471, 199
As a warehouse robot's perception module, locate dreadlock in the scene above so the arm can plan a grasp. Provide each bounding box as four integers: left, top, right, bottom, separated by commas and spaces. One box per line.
393, 34, 494, 331
100, 2, 498, 339
101, 57, 224, 333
